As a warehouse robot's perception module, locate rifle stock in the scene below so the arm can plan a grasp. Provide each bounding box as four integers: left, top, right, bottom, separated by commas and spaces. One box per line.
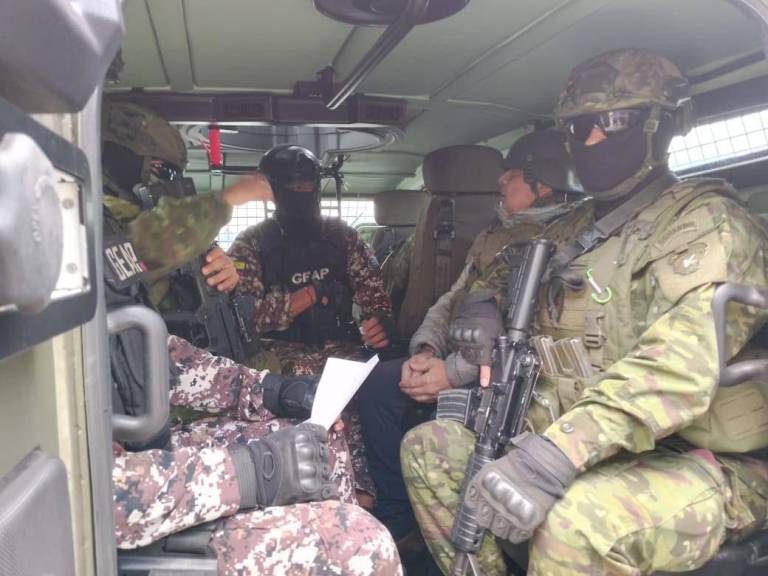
450, 240, 554, 576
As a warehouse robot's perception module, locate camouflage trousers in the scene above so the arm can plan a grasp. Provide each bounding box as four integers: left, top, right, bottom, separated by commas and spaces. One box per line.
401, 419, 768, 576
171, 417, 357, 505
209, 500, 402, 575
252, 338, 376, 498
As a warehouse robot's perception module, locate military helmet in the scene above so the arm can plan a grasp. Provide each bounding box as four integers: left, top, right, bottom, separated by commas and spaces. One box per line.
102, 101, 187, 169
555, 48, 690, 127
259, 145, 321, 189
504, 129, 582, 193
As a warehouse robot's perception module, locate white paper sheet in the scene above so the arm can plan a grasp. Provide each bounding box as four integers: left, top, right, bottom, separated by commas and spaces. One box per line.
308, 354, 379, 430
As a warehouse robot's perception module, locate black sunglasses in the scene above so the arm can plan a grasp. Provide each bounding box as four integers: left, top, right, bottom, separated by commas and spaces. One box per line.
565, 108, 647, 142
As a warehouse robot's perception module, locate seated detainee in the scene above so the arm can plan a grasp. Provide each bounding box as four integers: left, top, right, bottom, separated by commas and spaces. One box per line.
402, 48, 768, 576
228, 144, 396, 374
356, 130, 586, 546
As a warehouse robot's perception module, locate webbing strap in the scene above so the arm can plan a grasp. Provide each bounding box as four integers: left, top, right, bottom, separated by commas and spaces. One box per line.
433, 198, 456, 299
548, 171, 679, 279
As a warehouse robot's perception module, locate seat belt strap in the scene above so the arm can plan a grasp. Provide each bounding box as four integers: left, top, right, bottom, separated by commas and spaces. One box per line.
433, 198, 456, 300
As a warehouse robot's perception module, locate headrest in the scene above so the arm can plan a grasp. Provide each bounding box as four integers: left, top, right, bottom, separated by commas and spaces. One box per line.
374, 189, 429, 227
422, 145, 503, 195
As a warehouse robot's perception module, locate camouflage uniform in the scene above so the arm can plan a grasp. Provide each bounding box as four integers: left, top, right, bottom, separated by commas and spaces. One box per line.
229, 217, 392, 350
102, 101, 232, 306
410, 204, 586, 364
103, 104, 400, 572
113, 335, 403, 574
103, 193, 231, 305
401, 49, 768, 575
229, 217, 393, 496
381, 233, 415, 317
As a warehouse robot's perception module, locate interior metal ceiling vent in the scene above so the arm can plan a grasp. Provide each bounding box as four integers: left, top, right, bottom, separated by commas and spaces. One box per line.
314, 0, 469, 25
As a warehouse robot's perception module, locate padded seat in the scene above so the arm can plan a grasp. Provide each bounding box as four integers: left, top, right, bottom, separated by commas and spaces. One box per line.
397, 144, 503, 339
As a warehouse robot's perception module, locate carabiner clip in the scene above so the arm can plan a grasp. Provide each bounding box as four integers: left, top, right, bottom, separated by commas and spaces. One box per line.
586, 268, 612, 304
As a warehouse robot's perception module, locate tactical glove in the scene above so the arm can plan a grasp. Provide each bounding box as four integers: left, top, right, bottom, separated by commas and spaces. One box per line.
449, 289, 503, 366
231, 422, 337, 510
262, 373, 318, 419
466, 432, 577, 543
312, 279, 349, 308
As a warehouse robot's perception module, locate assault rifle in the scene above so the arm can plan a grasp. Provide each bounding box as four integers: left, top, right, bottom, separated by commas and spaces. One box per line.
162, 245, 260, 365
132, 178, 260, 364
442, 239, 554, 576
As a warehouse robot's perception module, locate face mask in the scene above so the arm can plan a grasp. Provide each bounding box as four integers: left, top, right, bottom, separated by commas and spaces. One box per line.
274, 187, 322, 237
569, 123, 648, 194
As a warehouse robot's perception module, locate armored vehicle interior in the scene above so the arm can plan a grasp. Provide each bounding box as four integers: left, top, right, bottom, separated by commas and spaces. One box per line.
1, 0, 768, 574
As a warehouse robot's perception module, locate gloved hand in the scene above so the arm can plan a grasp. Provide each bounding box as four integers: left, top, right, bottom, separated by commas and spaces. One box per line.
466, 432, 577, 543
231, 422, 337, 510
449, 289, 503, 366
312, 279, 349, 308
262, 373, 318, 419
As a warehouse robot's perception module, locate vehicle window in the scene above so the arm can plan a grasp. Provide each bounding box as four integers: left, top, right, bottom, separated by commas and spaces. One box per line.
670, 106, 768, 173
216, 198, 376, 250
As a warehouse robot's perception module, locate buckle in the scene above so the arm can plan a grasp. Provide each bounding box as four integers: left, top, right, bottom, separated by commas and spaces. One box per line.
584, 309, 606, 349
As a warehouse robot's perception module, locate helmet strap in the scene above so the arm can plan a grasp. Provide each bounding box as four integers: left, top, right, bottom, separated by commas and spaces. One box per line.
589, 105, 664, 202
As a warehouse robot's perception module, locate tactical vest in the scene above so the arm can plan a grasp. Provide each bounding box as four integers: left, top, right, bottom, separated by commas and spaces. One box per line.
443, 218, 545, 324
104, 208, 171, 451
530, 178, 768, 452
253, 218, 357, 347
448, 205, 595, 326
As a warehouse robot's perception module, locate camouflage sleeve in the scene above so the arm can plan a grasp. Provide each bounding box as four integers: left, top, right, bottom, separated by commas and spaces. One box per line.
409, 256, 474, 357
113, 442, 240, 548
344, 226, 393, 316
127, 192, 232, 279
228, 230, 293, 332
168, 335, 273, 421
381, 234, 415, 297
545, 198, 768, 472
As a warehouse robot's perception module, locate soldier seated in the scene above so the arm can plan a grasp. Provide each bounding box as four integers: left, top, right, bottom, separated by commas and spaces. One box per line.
356, 129, 585, 550
401, 48, 768, 576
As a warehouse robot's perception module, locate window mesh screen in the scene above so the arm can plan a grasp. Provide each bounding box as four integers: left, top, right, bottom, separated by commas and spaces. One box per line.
216, 199, 376, 250
669, 107, 768, 172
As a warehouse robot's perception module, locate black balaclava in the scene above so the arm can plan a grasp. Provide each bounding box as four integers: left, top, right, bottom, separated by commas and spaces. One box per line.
261, 145, 324, 238
103, 141, 145, 194
569, 121, 648, 194
567, 106, 676, 204
274, 184, 322, 238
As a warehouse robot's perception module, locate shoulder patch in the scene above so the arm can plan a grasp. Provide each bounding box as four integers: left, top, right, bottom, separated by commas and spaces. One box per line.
654, 227, 727, 303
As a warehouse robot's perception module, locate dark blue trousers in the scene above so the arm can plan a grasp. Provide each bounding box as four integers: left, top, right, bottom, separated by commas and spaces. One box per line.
357, 357, 434, 540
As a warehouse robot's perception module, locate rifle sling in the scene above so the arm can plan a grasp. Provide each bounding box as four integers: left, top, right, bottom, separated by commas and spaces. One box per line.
548, 171, 679, 278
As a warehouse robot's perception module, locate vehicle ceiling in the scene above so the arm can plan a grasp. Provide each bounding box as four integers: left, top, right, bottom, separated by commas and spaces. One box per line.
114, 0, 768, 196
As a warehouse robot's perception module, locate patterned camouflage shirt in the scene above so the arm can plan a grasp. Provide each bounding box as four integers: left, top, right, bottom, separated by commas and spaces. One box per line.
468, 180, 768, 472
103, 192, 231, 303
228, 217, 392, 333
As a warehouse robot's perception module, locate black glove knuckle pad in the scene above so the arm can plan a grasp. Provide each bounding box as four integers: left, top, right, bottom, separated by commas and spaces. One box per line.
449, 289, 503, 366
467, 432, 577, 544
262, 373, 318, 419
248, 423, 336, 507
